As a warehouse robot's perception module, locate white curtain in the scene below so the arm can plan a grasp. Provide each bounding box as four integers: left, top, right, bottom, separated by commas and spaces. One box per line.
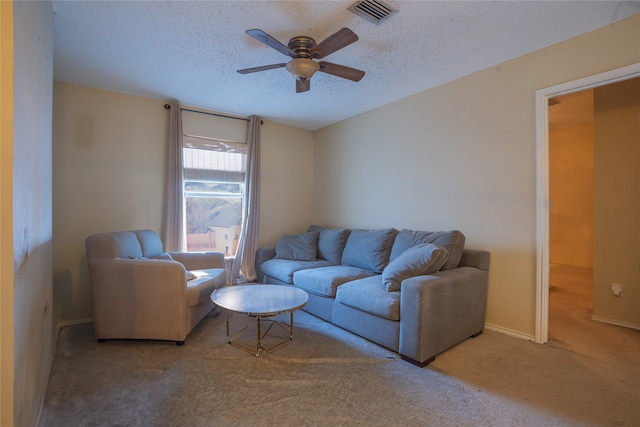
230, 116, 261, 283
162, 101, 185, 251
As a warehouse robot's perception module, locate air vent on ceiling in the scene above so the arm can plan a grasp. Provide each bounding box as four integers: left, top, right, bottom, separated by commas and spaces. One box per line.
548, 97, 561, 106
348, 0, 398, 25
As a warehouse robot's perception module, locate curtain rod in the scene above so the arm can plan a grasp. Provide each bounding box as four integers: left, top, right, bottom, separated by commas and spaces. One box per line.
164, 104, 250, 122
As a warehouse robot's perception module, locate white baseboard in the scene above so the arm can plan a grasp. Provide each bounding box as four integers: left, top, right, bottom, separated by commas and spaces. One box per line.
55, 318, 93, 342
591, 315, 640, 331
59, 318, 94, 328
484, 323, 535, 341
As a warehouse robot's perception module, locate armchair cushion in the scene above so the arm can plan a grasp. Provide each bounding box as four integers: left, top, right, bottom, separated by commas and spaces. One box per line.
151, 252, 173, 261
169, 251, 225, 271
132, 229, 165, 257
86, 231, 143, 259
187, 268, 226, 306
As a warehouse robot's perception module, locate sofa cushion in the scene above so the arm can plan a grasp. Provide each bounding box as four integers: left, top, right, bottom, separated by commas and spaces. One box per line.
341, 228, 398, 273
85, 231, 143, 260
382, 243, 449, 292
132, 229, 165, 257
150, 252, 173, 261
186, 268, 226, 306
274, 232, 319, 261
293, 265, 376, 297
390, 229, 465, 270
261, 258, 333, 284
307, 225, 351, 265
335, 276, 401, 321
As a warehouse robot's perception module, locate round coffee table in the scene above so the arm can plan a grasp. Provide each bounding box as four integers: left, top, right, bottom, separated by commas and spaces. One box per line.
210, 284, 308, 356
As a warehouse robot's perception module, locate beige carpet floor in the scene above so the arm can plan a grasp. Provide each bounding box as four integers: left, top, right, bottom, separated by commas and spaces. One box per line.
40, 273, 639, 426
548, 264, 639, 370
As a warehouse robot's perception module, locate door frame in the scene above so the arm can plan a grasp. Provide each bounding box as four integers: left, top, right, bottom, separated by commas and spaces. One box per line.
534, 63, 640, 344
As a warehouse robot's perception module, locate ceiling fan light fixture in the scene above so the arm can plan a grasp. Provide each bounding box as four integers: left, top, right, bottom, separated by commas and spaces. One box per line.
238, 28, 365, 92
286, 58, 320, 82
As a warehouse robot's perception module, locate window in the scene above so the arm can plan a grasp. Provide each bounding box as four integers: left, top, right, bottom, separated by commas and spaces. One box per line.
183, 135, 245, 255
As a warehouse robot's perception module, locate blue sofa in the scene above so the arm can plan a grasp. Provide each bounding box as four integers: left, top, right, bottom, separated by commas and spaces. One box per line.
255, 226, 490, 366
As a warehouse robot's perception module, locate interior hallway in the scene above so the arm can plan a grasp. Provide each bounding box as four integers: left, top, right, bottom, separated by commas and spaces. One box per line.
548, 264, 640, 370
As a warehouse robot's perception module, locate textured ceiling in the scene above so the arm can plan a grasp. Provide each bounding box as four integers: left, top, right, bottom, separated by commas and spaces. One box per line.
52, 1, 640, 131
549, 89, 594, 131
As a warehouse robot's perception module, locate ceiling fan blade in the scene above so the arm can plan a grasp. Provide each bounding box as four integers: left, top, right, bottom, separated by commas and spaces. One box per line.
309, 28, 358, 59
237, 63, 287, 74
318, 61, 365, 82
296, 79, 310, 93
246, 29, 296, 58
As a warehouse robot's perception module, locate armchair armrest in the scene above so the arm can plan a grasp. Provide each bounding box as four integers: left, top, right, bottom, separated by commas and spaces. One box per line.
255, 247, 276, 282
399, 266, 489, 364
169, 251, 224, 271
89, 258, 190, 341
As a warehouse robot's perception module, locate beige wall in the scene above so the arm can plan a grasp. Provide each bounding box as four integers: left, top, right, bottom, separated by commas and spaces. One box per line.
52, 82, 315, 323
314, 14, 640, 337
593, 78, 640, 326
549, 123, 594, 268
259, 121, 315, 247
2, 1, 54, 425
53, 82, 168, 322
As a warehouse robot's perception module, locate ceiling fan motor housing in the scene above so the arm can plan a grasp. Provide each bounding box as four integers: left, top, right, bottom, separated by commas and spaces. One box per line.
287, 36, 317, 57
286, 36, 319, 81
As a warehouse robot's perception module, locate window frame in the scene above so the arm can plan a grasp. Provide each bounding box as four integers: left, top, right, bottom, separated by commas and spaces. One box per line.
182, 135, 246, 255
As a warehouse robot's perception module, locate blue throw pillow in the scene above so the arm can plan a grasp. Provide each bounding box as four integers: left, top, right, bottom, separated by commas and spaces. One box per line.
274, 232, 319, 261
382, 243, 449, 292
389, 229, 465, 270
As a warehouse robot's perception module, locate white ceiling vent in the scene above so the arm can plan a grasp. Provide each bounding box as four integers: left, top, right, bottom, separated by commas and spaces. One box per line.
348, 0, 398, 25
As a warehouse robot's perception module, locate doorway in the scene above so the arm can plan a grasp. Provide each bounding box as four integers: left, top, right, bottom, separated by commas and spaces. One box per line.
547, 89, 595, 351
534, 63, 640, 345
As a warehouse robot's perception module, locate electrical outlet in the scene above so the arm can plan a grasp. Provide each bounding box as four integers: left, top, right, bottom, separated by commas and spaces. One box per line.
611, 283, 623, 297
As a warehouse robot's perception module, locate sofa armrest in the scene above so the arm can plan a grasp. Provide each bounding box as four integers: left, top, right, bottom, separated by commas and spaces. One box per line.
169, 251, 224, 271
255, 247, 276, 282
88, 258, 190, 341
399, 266, 489, 364
459, 249, 490, 271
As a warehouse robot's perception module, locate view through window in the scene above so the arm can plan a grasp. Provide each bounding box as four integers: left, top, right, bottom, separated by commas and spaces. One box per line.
183, 136, 245, 255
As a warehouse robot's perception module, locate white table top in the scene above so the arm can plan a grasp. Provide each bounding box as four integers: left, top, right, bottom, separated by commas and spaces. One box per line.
211, 284, 308, 316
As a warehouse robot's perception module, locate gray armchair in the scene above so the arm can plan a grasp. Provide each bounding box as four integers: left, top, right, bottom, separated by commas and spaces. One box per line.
85, 229, 226, 345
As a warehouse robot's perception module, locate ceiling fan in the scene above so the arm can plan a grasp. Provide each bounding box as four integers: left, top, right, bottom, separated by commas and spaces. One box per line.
237, 27, 366, 93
